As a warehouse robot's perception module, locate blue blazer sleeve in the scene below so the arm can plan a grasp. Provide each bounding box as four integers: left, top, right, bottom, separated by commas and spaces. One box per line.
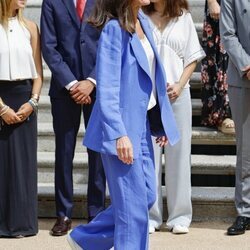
40, 0, 77, 89
96, 20, 127, 141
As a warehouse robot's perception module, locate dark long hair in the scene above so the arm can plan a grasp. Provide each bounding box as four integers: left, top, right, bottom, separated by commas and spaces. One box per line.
88, 0, 136, 33
143, 0, 189, 19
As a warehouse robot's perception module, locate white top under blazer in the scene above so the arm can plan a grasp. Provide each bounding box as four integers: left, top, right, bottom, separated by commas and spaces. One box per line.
0, 16, 37, 81
140, 35, 157, 110
148, 11, 205, 89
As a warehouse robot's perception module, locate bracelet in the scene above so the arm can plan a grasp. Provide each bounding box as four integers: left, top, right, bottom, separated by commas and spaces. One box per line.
0, 105, 9, 117
31, 93, 40, 102
0, 97, 5, 110
28, 98, 38, 114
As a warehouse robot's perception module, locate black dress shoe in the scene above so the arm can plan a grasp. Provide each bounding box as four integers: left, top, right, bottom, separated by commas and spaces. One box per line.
227, 216, 250, 235
51, 217, 72, 236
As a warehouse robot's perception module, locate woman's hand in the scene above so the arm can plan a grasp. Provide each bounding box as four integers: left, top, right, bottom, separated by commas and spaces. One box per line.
208, 0, 220, 20
167, 83, 183, 101
16, 102, 34, 122
156, 136, 168, 147
116, 136, 134, 165
1, 108, 21, 125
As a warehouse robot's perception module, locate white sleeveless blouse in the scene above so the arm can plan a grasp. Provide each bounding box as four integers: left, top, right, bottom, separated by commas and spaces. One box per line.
0, 17, 37, 81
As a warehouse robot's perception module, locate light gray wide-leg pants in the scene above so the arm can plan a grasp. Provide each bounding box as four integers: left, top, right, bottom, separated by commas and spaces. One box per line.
228, 86, 250, 217
149, 88, 192, 229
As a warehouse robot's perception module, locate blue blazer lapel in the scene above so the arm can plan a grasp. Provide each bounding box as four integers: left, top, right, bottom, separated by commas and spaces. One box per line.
139, 11, 167, 98
133, 11, 167, 87
62, 0, 80, 28
130, 31, 151, 79
139, 13, 159, 63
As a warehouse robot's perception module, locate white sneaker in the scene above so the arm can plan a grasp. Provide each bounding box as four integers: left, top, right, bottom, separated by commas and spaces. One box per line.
172, 225, 189, 234
67, 234, 83, 250
149, 226, 156, 234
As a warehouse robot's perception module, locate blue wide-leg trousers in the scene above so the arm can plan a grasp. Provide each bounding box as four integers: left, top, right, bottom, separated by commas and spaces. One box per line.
71, 122, 156, 250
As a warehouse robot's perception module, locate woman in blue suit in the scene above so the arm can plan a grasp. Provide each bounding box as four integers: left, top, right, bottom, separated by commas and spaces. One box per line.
68, 0, 179, 249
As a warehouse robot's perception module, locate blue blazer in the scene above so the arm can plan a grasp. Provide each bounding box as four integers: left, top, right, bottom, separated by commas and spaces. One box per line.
84, 12, 180, 159
40, 0, 100, 98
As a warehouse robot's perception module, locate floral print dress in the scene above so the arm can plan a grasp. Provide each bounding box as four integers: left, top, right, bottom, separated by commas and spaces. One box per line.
201, 0, 232, 127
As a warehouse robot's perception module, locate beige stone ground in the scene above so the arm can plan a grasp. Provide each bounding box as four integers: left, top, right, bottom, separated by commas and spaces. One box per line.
0, 220, 250, 250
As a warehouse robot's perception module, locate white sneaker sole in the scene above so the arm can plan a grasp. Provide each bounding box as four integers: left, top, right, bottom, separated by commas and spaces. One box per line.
172, 226, 189, 234
67, 234, 83, 250
149, 226, 156, 234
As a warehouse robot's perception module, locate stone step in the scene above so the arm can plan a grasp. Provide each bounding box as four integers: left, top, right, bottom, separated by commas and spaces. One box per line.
38, 184, 236, 220
38, 152, 236, 184
38, 152, 89, 184
38, 95, 52, 123
190, 72, 201, 90
191, 155, 236, 175
192, 127, 235, 145
37, 122, 235, 152
38, 152, 236, 173
192, 99, 202, 116
37, 122, 85, 152
191, 186, 236, 221
24, 1, 43, 25
40, 69, 50, 96
189, 0, 205, 23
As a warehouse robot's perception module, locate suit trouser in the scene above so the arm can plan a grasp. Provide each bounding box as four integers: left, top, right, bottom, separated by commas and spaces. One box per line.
51, 96, 106, 218
228, 86, 250, 217
82, 102, 106, 218
149, 88, 192, 228
70, 119, 156, 250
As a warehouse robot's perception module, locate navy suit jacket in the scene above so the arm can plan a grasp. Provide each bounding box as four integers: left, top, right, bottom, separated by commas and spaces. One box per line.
40, 0, 100, 98
83, 12, 180, 159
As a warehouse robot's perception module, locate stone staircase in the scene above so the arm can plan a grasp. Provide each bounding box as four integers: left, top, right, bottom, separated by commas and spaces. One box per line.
25, 0, 237, 221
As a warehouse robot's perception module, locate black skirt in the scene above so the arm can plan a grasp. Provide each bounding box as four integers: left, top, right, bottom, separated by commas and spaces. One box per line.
0, 80, 38, 237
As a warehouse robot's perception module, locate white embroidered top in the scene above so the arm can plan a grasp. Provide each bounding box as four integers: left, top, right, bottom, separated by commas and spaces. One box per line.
148, 11, 205, 88
0, 16, 37, 81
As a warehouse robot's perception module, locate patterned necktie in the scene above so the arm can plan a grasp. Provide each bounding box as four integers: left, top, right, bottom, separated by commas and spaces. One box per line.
76, 0, 86, 21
